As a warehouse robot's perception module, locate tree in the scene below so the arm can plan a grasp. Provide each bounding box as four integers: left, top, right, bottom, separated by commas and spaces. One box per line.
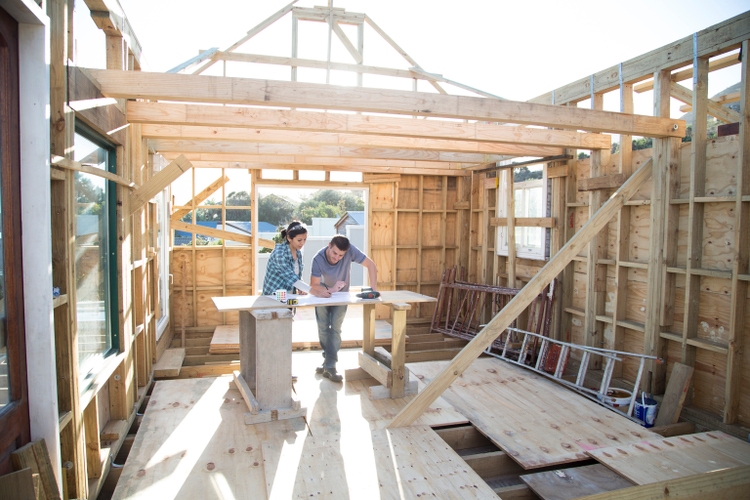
258, 193, 295, 226
295, 190, 364, 224
226, 190, 250, 221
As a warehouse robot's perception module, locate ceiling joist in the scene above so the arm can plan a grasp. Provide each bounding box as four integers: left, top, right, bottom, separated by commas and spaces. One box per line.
90, 69, 684, 137
128, 102, 611, 150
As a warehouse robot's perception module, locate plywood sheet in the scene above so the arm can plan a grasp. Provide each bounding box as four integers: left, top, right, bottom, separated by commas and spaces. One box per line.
113, 350, 468, 499
587, 431, 750, 485
521, 463, 634, 500
408, 357, 661, 470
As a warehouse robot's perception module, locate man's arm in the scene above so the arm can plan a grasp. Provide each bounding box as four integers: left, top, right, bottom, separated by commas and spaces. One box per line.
361, 257, 378, 291
309, 275, 332, 298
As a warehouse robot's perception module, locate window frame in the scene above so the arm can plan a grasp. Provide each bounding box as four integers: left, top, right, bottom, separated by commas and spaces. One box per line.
73, 123, 120, 386
496, 166, 551, 261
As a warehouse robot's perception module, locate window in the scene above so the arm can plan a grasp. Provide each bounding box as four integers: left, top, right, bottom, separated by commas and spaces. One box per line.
497, 164, 550, 261
74, 127, 119, 382
155, 188, 170, 339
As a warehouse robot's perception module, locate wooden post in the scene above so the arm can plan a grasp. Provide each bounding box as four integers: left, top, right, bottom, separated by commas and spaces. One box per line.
389, 302, 411, 398
388, 158, 653, 428
362, 303, 376, 356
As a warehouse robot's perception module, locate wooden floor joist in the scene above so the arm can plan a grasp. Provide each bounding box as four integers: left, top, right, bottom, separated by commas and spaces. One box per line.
388, 158, 653, 427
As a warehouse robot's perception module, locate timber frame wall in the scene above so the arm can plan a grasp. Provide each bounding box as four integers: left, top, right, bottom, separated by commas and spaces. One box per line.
12, 1, 750, 497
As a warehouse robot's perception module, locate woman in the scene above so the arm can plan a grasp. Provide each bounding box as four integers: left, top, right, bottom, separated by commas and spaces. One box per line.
262, 221, 310, 296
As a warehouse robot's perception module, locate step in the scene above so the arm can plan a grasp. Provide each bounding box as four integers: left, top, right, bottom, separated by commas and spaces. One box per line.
153, 348, 186, 378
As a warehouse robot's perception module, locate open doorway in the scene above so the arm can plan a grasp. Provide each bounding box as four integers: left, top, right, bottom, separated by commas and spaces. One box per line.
253, 185, 369, 292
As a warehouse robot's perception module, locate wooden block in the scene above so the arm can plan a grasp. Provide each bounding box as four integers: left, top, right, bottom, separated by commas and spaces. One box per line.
578, 173, 626, 191
0, 468, 38, 500
358, 351, 393, 388
463, 450, 524, 479
233, 370, 259, 414
153, 348, 185, 378
11, 439, 61, 500
369, 381, 418, 400
654, 362, 694, 427
244, 406, 306, 425
343, 367, 374, 381
100, 419, 128, 441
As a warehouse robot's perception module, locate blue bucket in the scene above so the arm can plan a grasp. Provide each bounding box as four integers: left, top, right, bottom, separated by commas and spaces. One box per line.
634, 396, 658, 427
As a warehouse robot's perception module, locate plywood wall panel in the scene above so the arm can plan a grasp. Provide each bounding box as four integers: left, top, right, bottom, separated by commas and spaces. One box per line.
421, 249, 442, 283
701, 202, 736, 271
692, 349, 728, 416
422, 176, 444, 210
421, 213, 442, 246
628, 205, 651, 263
370, 182, 395, 210
225, 248, 253, 286
195, 249, 224, 287
397, 176, 420, 209
396, 249, 418, 283
625, 280, 648, 324
371, 211, 394, 247
397, 213, 419, 246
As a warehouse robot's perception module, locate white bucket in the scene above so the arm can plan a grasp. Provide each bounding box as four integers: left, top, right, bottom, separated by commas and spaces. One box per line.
634, 395, 658, 427
597, 388, 633, 408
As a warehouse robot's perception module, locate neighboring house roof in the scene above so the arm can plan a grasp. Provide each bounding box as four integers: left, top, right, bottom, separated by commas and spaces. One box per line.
334, 211, 365, 229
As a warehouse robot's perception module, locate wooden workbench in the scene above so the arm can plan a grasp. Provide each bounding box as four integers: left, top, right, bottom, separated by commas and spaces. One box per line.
213, 291, 437, 422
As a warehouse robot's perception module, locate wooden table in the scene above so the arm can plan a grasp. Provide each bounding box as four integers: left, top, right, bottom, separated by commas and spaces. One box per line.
213, 291, 436, 421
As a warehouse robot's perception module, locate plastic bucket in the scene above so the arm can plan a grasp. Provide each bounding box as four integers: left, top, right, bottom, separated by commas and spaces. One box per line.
597, 388, 633, 409
634, 396, 658, 427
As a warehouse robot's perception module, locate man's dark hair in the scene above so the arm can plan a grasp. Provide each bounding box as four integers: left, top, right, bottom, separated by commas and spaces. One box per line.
330, 235, 350, 252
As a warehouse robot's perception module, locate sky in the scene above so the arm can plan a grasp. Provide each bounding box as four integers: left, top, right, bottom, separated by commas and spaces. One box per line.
115, 0, 749, 114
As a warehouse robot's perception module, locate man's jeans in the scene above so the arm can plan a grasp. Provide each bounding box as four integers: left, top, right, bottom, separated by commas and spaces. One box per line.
315, 305, 347, 369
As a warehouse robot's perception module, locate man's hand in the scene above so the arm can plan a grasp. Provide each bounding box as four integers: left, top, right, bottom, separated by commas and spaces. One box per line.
310, 285, 332, 298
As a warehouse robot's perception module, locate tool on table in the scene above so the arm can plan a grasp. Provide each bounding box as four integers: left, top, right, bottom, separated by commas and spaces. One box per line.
356, 288, 380, 299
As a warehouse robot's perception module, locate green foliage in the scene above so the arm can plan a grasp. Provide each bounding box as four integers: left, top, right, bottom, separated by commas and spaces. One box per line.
226, 190, 250, 221
296, 190, 364, 224
577, 151, 590, 160
632, 137, 653, 150
611, 142, 620, 154
513, 167, 543, 182
75, 174, 104, 215
259, 193, 295, 226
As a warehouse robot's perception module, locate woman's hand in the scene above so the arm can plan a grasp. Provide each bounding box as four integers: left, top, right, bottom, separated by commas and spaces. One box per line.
333, 281, 346, 292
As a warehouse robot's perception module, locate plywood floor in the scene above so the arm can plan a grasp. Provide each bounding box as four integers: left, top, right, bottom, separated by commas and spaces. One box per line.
111, 349, 497, 500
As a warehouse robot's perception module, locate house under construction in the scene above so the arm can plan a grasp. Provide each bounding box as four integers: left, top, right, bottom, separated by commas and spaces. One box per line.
1, 1, 750, 498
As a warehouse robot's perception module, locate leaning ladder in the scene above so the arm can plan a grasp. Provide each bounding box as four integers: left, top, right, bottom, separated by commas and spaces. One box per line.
484, 327, 662, 417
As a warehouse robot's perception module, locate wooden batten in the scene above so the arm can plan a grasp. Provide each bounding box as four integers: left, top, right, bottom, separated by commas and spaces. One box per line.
130, 154, 192, 213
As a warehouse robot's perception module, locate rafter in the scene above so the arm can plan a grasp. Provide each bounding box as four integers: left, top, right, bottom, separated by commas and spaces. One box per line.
128, 102, 612, 150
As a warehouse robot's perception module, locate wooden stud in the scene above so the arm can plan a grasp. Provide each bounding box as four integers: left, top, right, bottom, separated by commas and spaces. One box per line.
725, 39, 750, 424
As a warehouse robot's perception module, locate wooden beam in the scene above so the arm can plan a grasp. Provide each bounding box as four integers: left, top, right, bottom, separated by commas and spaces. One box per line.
529, 11, 750, 105
678, 91, 740, 112
490, 217, 556, 228
52, 155, 137, 189
171, 174, 230, 221
670, 82, 741, 124
129, 102, 612, 150
158, 152, 472, 175
388, 158, 653, 427
140, 123, 565, 157
577, 174, 626, 191
331, 21, 362, 63
130, 155, 192, 213
147, 138, 546, 163
633, 52, 741, 93
84, 0, 142, 66
88, 69, 685, 137
171, 220, 275, 248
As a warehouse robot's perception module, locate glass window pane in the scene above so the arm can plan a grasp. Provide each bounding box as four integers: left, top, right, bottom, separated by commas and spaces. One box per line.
74, 132, 113, 378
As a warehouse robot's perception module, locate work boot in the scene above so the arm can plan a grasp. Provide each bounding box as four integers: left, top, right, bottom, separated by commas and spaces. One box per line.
315, 365, 324, 374
322, 367, 343, 383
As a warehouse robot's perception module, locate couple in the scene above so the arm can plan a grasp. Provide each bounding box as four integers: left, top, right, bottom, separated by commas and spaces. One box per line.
262, 221, 378, 383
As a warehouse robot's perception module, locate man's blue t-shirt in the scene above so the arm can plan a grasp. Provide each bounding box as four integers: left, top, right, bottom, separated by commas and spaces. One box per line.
310, 243, 365, 292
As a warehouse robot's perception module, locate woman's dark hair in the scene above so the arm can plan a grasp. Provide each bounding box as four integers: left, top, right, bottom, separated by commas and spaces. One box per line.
281, 221, 307, 241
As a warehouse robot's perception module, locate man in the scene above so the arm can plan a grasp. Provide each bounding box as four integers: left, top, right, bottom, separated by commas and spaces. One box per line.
309, 235, 377, 382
